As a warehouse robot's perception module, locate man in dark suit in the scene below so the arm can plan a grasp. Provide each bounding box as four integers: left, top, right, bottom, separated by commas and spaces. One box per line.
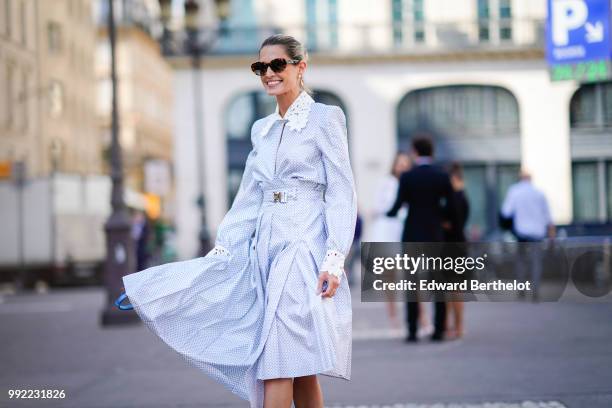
386, 137, 455, 342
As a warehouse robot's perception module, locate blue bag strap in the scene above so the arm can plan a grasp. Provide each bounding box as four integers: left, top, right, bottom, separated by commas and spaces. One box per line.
114, 292, 134, 310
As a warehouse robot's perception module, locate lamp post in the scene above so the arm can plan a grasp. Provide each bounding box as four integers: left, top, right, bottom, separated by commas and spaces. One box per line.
184, 0, 212, 257
12, 160, 26, 292
158, 0, 173, 54
100, 0, 139, 326
158, 0, 230, 257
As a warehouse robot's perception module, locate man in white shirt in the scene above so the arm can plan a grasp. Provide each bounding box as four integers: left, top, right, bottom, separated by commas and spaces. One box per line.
501, 170, 555, 301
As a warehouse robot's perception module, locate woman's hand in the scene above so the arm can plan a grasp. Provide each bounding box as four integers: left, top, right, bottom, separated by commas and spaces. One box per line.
316, 271, 340, 298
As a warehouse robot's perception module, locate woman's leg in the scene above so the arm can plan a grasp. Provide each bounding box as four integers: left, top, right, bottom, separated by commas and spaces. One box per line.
264, 378, 293, 408
445, 302, 452, 331
446, 295, 464, 339
452, 300, 464, 337
293, 375, 323, 408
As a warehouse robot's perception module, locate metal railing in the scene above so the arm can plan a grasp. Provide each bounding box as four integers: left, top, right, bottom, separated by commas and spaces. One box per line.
157, 18, 546, 57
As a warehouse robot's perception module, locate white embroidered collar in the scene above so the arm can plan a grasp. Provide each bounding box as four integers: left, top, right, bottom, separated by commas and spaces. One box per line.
259, 90, 314, 138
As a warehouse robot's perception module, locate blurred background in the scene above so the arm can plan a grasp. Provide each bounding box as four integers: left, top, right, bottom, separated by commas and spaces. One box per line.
1, 0, 611, 286
1, 1, 611, 407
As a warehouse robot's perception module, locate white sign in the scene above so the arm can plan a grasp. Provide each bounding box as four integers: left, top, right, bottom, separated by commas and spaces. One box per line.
144, 159, 171, 196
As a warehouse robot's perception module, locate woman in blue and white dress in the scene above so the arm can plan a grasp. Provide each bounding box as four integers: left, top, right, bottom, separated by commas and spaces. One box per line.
121, 34, 357, 408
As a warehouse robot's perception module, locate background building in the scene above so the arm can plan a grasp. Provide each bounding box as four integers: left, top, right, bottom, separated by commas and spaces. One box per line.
94, 0, 176, 221
0, 0, 176, 283
3, 0, 610, 264
157, 0, 611, 259
1, 0, 99, 177
0, 0, 38, 176
0, 0, 108, 282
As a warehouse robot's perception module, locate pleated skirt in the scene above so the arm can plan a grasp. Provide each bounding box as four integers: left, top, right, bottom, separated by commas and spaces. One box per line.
122, 180, 351, 407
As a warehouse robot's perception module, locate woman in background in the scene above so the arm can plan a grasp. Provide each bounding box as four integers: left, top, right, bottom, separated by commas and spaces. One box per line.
369, 153, 427, 330
443, 162, 470, 339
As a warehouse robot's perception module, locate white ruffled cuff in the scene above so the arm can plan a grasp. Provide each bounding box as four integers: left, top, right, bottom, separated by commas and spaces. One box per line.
207, 244, 231, 258
321, 249, 345, 281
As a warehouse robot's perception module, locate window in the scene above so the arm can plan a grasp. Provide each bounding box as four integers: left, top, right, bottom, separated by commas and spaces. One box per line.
413, 0, 424, 42
463, 165, 487, 237
306, 0, 339, 51
6, 62, 13, 129
226, 93, 256, 141
329, 0, 338, 47
47, 22, 63, 53
570, 83, 612, 222
498, 0, 512, 41
477, 0, 490, 18
4, 0, 11, 38
19, 0, 26, 45
18, 68, 27, 131
397, 85, 520, 138
478, 0, 490, 41
606, 83, 612, 124
224, 91, 273, 203
571, 160, 612, 222
499, 0, 511, 18
397, 86, 521, 236
499, 0, 512, 41
48, 80, 64, 117
571, 85, 597, 127
392, 0, 403, 45
392, 0, 426, 46
477, 0, 512, 43
570, 81, 612, 129
499, 26, 512, 40
572, 162, 601, 222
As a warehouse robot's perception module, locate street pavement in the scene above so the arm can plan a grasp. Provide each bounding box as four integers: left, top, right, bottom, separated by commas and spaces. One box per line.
1, 283, 611, 408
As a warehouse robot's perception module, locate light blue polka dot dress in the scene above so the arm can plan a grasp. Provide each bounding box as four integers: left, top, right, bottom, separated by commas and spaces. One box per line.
122, 90, 357, 407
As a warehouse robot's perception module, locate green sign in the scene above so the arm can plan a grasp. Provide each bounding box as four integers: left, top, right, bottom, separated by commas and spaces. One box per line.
550, 59, 612, 82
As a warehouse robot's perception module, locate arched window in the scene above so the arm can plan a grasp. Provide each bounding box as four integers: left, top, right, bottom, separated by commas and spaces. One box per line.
570, 81, 612, 222
225, 89, 347, 204
397, 85, 519, 149
570, 81, 612, 129
397, 85, 521, 238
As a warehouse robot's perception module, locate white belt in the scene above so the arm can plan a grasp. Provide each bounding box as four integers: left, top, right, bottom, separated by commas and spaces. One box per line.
262, 187, 324, 203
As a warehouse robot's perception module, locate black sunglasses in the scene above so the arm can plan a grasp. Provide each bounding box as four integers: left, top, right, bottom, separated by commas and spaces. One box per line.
251, 58, 300, 76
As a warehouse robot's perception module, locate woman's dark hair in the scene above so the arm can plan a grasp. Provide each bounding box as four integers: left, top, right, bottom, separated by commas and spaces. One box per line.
259, 34, 312, 94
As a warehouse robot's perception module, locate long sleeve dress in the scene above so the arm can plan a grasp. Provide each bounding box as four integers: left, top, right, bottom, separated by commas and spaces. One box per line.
121, 90, 358, 407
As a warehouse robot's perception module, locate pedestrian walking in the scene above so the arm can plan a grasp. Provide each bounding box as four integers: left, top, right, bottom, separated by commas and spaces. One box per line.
386, 136, 456, 342
501, 169, 555, 302
118, 34, 357, 408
